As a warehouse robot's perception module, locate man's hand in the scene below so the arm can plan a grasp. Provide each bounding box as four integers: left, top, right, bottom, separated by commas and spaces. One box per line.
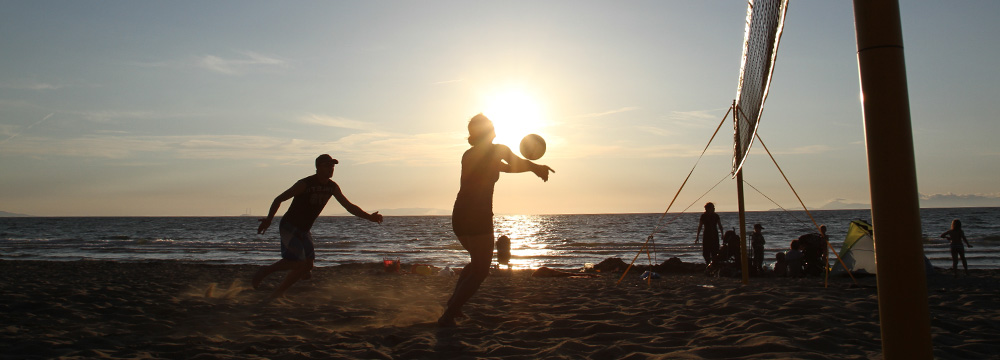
369, 211, 383, 224
533, 164, 555, 182
257, 217, 272, 234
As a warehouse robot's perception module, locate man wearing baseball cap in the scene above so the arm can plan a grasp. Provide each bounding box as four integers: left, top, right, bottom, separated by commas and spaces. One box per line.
253, 154, 383, 299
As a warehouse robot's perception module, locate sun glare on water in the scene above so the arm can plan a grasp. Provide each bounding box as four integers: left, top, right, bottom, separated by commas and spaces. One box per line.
482, 89, 547, 150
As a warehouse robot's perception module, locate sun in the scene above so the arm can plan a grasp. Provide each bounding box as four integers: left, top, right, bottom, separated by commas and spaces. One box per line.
482, 89, 547, 149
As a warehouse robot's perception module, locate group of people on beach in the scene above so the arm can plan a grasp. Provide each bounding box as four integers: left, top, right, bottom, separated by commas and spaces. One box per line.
252, 114, 553, 327
695, 202, 778, 276
696, 201, 975, 278
773, 227, 830, 278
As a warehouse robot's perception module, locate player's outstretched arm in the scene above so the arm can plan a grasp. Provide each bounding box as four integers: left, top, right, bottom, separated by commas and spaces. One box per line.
496, 144, 554, 181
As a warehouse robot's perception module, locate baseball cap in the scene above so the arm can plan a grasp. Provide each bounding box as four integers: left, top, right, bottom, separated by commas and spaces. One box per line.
315, 154, 339, 166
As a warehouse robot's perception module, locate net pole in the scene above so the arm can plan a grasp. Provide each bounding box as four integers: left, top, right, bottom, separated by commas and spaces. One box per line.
853, 1, 931, 358
733, 102, 750, 285
735, 169, 750, 285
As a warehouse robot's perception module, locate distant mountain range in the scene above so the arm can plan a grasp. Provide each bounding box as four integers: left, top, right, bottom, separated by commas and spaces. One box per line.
767, 194, 1000, 212
331, 208, 450, 216
0, 210, 33, 217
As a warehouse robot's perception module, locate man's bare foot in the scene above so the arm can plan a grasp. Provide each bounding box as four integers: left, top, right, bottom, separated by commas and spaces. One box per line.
252, 268, 266, 290
437, 314, 457, 327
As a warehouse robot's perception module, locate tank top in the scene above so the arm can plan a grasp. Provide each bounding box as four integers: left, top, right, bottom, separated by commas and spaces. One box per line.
453, 144, 501, 214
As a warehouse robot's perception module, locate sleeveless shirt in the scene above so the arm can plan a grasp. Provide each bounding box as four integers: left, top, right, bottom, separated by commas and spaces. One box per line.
453, 144, 501, 214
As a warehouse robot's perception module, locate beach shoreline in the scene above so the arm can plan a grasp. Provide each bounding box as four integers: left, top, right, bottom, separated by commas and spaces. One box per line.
1, 259, 998, 359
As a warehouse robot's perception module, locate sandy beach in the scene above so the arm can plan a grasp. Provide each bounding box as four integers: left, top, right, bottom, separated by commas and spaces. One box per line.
1, 260, 997, 359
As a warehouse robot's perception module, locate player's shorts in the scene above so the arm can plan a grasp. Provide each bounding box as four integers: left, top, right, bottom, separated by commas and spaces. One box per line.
452, 207, 494, 237
279, 222, 315, 261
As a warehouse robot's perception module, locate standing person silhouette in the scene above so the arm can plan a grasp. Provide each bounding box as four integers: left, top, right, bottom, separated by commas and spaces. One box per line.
750, 223, 766, 273
695, 202, 724, 264
818, 224, 830, 272
438, 114, 554, 327
253, 154, 383, 299
941, 219, 973, 276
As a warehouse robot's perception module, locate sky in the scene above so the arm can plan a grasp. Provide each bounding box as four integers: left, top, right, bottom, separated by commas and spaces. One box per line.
1, 1, 999, 217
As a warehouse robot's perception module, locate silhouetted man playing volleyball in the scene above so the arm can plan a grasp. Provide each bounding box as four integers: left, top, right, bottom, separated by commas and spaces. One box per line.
254, 154, 383, 299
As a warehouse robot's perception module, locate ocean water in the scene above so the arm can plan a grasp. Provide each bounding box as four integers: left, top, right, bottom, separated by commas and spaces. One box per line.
1, 208, 998, 270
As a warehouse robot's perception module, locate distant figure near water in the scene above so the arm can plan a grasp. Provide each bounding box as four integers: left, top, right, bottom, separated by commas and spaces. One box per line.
941, 219, 973, 276
496, 235, 512, 269
695, 202, 724, 264
438, 114, 554, 327
253, 154, 383, 299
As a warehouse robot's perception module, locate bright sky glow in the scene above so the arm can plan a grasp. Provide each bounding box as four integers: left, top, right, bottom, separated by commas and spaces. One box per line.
482, 88, 548, 150
1, 1, 999, 216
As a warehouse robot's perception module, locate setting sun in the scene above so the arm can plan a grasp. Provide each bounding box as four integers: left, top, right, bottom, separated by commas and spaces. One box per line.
482, 89, 547, 151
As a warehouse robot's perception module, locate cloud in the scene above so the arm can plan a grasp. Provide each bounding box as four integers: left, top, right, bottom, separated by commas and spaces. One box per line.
0, 81, 67, 91
919, 193, 1000, 208
0, 130, 466, 167
668, 109, 723, 122
355, 131, 465, 165
815, 193, 1000, 210
297, 114, 374, 131
0, 113, 54, 145
634, 126, 673, 137
573, 107, 640, 119
134, 51, 288, 75
196, 51, 288, 75
772, 144, 834, 155
78, 110, 164, 123
566, 142, 726, 160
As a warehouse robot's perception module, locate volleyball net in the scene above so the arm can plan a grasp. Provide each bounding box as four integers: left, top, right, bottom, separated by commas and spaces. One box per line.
733, 0, 789, 175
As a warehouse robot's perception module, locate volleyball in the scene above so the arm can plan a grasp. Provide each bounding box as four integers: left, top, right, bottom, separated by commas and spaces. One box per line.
519, 134, 546, 160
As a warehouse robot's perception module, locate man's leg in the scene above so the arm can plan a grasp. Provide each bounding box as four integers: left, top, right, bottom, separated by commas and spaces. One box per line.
270, 259, 314, 299
253, 259, 296, 289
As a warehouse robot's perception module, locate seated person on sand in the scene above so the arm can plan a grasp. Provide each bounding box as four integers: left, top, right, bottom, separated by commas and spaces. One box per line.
785, 239, 805, 278
773, 252, 788, 277
723, 229, 740, 261
495, 235, 512, 269
798, 229, 828, 277
706, 230, 743, 277
710, 230, 741, 267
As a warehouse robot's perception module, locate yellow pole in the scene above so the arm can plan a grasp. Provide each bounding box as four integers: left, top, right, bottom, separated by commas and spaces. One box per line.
853, 1, 932, 358
736, 169, 749, 285
733, 101, 750, 285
